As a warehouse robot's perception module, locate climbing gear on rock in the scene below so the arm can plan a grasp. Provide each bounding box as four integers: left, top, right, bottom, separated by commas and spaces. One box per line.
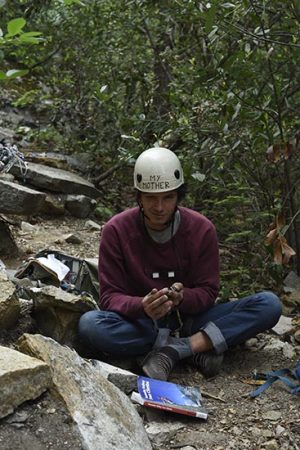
0, 139, 27, 177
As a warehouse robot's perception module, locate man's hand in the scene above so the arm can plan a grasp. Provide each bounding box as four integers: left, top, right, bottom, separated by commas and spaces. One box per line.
142, 288, 172, 320
167, 282, 184, 307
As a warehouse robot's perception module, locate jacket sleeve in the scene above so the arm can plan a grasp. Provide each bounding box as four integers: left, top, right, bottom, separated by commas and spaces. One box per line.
98, 223, 145, 319
178, 223, 220, 315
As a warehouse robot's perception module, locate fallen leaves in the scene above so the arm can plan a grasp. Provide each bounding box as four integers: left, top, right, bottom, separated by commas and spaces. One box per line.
265, 214, 296, 265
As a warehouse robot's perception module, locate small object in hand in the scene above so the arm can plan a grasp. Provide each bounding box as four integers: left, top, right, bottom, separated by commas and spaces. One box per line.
167, 285, 180, 298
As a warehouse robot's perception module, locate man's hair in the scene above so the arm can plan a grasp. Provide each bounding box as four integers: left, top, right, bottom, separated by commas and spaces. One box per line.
177, 184, 186, 202
136, 183, 187, 203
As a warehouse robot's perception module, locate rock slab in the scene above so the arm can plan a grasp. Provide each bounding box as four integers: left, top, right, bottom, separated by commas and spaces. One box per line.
0, 219, 19, 257
0, 345, 52, 419
0, 179, 46, 215
0, 271, 20, 329
91, 359, 138, 394
27, 285, 97, 346
17, 334, 152, 450
12, 162, 101, 199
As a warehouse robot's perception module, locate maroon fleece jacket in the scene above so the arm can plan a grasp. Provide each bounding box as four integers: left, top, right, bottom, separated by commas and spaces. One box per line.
99, 206, 220, 319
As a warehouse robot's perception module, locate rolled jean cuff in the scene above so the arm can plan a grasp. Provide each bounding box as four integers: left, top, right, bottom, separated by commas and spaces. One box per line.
201, 321, 228, 354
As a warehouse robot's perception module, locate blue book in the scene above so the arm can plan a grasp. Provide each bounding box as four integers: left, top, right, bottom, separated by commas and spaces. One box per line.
131, 376, 208, 419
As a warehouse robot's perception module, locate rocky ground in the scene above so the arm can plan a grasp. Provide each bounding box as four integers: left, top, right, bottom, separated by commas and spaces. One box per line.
0, 215, 299, 450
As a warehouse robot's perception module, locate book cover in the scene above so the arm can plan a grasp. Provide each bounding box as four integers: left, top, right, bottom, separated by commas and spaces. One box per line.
131, 376, 208, 420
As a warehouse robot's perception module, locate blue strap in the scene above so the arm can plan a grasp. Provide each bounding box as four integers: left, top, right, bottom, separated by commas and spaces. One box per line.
249, 366, 300, 398
295, 359, 300, 380
291, 386, 300, 394
292, 360, 300, 394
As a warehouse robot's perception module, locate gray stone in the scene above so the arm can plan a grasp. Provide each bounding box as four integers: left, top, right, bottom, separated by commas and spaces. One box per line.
275, 425, 285, 436
231, 426, 241, 435
0, 179, 46, 215
6, 410, 30, 424
65, 194, 96, 218
282, 341, 296, 359
0, 126, 15, 140
251, 426, 262, 436
85, 219, 101, 231
22, 151, 75, 171
0, 345, 52, 419
244, 337, 259, 349
272, 315, 293, 335
0, 109, 31, 127
63, 233, 82, 244
42, 194, 66, 216
285, 289, 300, 306
262, 410, 281, 421
0, 271, 20, 329
90, 359, 138, 394
284, 271, 300, 290
178, 447, 195, 450
11, 162, 101, 199
145, 421, 185, 446
21, 221, 38, 232
28, 285, 98, 346
0, 172, 14, 182
0, 219, 19, 257
22, 151, 93, 174
176, 430, 228, 448
283, 286, 295, 293
264, 338, 296, 358
262, 438, 279, 450
261, 429, 274, 438
264, 338, 285, 352
17, 334, 152, 450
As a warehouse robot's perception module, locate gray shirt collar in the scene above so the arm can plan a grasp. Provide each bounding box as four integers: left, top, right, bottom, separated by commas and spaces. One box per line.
146, 210, 181, 243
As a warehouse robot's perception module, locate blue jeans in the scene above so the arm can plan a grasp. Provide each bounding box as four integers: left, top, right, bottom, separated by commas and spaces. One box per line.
78, 291, 282, 357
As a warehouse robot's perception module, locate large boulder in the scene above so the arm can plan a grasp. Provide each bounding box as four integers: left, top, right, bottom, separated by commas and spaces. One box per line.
91, 359, 138, 394
0, 345, 52, 419
17, 334, 152, 450
0, 271, 20, 329
65, 194, 96, 218
12, 162, 101, 199
0, 179, 46, 215
42, 194, 66, 216
0, 219, 19, 257
26, 285, 98, 347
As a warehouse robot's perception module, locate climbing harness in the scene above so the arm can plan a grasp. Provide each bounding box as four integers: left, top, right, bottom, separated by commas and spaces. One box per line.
0, 139, 27, 177
249, 359, 300, 397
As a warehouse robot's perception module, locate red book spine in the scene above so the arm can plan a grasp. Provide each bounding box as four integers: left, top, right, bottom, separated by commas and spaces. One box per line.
143, 401, 197, 417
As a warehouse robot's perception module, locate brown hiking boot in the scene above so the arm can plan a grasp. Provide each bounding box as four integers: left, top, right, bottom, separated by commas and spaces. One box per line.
191, 351, 223, 378
142, 346, 180, 381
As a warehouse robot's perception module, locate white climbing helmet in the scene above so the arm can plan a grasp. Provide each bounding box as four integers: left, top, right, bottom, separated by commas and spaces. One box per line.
134, 147, 184, 193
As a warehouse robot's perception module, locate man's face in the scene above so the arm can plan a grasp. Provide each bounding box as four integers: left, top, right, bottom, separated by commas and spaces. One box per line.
140, 190, 178, 231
